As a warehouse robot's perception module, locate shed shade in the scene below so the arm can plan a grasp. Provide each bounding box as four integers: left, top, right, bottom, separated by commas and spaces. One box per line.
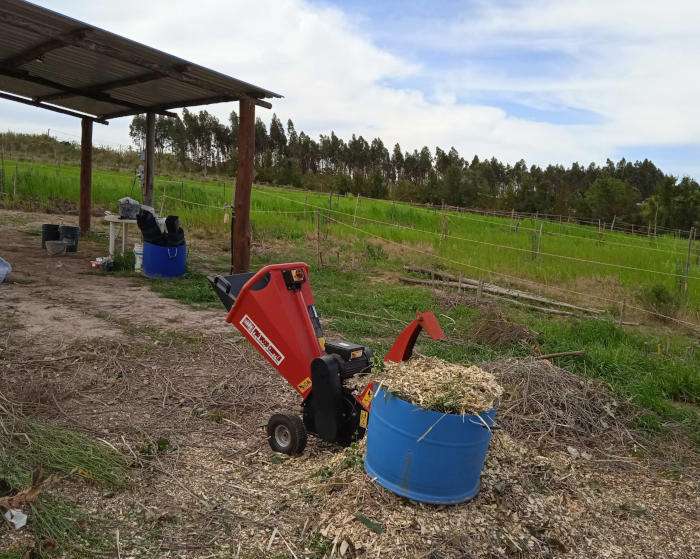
0, 0, 282, 121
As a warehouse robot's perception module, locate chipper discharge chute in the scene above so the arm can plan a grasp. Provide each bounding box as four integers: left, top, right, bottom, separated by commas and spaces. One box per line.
209, 263, 445, 455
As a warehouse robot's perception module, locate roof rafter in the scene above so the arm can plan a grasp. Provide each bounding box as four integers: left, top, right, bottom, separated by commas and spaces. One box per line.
0, 90, 108, 124
35, 64, 190, 102
0, 27, 89, 68
0, 66, 177, 117
101, 93, 271, 120
76, 37, 258, 99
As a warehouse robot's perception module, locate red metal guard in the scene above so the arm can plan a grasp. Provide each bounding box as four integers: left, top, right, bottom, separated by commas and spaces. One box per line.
384, 311, 446, 362
225, 263, 322, 399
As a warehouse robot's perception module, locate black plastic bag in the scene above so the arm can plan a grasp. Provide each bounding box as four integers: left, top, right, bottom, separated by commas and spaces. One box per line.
137, 212, 186, 247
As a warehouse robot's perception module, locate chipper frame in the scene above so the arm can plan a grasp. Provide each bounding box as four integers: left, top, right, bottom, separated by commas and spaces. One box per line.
209, 263, 445, 455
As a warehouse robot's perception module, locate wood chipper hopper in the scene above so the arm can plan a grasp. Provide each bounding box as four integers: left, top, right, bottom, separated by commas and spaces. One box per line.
209, 263, 445, 455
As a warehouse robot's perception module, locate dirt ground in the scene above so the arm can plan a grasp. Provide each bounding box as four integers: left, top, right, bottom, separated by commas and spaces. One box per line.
1, 210, 698, 558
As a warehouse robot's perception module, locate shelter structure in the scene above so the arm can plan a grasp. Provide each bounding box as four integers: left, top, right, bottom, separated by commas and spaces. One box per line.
0, 0, 281, 272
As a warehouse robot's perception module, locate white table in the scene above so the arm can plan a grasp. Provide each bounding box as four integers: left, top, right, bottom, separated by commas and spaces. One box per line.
103, 213, 137, 257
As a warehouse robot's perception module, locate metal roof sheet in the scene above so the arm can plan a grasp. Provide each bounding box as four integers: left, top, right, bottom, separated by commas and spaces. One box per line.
0, 0, 282, 122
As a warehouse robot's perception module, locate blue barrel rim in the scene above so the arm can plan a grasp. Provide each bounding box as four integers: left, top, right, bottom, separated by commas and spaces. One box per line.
373, 386, 497, 424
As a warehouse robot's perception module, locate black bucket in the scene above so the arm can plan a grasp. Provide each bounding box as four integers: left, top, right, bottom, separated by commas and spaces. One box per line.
58, 225, 80, 253
41, 224, 61, 249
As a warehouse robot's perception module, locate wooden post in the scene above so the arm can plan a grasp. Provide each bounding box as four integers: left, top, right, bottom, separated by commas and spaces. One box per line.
144, 112, 155, 207
232, 98, 255, 273
0, 140, 5, 195
315, 210, 322, 267
684, 227, 696, 292
79, 118, 93, 234
536, 222, 543, 257
353, 193, 360, 226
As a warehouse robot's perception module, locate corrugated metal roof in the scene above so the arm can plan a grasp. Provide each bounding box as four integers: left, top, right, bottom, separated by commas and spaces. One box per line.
0, 0, 282, 122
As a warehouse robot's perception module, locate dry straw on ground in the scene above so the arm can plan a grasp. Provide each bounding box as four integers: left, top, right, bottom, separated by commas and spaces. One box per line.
484, 358, 640, 450
379, 355, 504, 414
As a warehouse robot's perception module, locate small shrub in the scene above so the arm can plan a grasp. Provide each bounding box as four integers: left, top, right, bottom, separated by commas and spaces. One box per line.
638, 284, 683, 319
364, 241, 387, 261
111, 250, 135, 272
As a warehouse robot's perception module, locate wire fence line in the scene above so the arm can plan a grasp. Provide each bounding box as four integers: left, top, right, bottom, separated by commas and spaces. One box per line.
451, 204, 693, 237
323, 215, 699, 330
155, 177, 689, 255
256, 189, 700, 281
404, 200, 690, 257
160, 193, 310, 214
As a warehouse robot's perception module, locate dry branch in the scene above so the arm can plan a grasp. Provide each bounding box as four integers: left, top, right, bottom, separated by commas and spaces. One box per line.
402, 266, 603, 315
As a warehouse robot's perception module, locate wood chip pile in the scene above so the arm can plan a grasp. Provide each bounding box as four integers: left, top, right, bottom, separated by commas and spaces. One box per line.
379, 356, 504, 414
304, 432, 586, 558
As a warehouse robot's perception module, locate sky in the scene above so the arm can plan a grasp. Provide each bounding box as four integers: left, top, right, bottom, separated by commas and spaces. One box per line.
2, 0, 700, 178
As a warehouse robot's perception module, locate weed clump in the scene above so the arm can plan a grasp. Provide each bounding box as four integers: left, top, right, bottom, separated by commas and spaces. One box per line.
638, 284, 683, 319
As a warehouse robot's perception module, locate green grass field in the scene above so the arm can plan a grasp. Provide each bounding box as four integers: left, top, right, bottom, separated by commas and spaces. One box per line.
2, 158, 699, 323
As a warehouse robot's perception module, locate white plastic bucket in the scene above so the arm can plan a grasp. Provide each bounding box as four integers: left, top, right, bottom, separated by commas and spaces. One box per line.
134, 243, 144, 271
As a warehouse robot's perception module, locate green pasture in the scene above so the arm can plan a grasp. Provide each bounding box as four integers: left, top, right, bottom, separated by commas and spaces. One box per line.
1, 158, 698, 316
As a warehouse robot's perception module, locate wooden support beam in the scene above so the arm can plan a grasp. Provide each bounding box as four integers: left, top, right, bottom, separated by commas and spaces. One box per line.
36, 66, 189, 102
0, 28, 89, 68
144, 112, 155, 207
79, 118, 93, 234
100, 93, 271, 120
231, 98, 255, 273
0, 91, 108, 124
0, 66, 175, 116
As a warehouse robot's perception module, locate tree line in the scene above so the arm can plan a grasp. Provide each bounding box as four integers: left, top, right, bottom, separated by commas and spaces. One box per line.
127, 109, 694, 232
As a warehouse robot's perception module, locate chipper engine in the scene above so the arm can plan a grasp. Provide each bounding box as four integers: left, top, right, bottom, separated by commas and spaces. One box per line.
209, 263, 445, 455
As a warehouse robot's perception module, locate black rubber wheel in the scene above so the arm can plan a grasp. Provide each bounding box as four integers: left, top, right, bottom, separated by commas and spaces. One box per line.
266, 413, 307, 455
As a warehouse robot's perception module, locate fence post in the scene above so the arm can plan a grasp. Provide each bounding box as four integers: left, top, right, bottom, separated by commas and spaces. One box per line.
315, 209, 322, 267
684, 226, 696, 292
353, 193, 360, 226
0, 140, 4, 195
534, 223, 543, 258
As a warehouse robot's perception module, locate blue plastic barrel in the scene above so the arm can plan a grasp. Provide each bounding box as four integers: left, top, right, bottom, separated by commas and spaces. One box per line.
142, 242, 187, 279
364, 387, 496, 504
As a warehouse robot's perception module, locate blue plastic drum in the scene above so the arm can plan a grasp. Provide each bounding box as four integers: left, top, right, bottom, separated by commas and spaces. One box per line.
142, 242, 187, 279
364, 387, 496, 504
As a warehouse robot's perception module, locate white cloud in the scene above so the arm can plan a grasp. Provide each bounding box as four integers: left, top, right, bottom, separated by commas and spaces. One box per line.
1, 0, 699, 176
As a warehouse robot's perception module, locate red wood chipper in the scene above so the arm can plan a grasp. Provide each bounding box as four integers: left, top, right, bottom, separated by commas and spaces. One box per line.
209, 263, 445, 455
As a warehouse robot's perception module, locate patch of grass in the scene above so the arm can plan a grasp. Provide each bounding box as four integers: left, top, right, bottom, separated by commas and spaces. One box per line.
529, 317, 700, 439
1, 420, 127, 488
110, 249, 135, 272
148, 270, 220, 308
138, 437, 172, 459
638, 283, 684, 319
306, 533, 333, 558
0, 420, 125, 558
30, 496, 111, 558
313, 466, 334, 481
